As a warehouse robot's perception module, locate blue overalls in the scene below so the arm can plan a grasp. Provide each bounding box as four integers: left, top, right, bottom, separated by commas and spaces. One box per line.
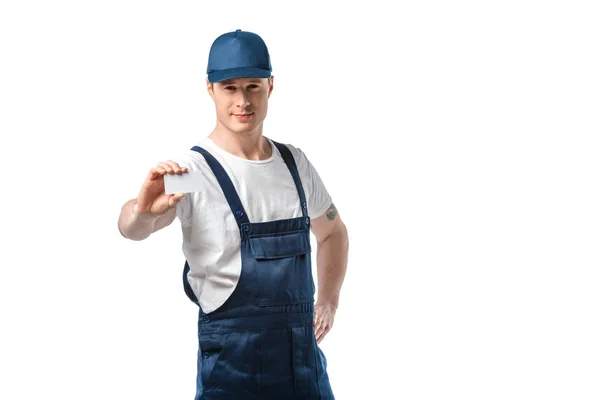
182, 141, 334, 399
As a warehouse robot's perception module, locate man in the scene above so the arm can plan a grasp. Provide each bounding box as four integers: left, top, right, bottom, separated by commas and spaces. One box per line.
118, 29, 349, 399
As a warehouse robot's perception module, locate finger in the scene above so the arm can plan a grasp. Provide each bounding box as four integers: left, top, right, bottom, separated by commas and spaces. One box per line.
147, 167, 166, 182
320, 318, 332, 338
157, 162, 175, 174
317, 329, 327, 344
316, 320, 326, 341
165, 160, 185, 174
168, 193, 185, 208
317, 322, 330, 343
314, 315, 323, 339
316, 327, 324, 343
149, 167, 166, 176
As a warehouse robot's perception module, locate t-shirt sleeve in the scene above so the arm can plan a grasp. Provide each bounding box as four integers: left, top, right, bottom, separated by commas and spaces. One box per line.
289, 146, 332, 219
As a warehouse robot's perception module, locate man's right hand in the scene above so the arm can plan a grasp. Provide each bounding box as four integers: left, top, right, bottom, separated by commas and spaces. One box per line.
135, 160, 188, 217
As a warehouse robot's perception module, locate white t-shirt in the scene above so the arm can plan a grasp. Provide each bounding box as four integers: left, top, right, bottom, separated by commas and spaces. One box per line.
173, 136, 332, 313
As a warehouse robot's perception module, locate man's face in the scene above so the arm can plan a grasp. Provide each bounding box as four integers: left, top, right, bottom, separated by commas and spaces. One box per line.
207, 77, 274, 135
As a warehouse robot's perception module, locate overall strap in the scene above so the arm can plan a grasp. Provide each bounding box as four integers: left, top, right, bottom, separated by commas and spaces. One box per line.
271, 141, 309, 219
190, 146, 250, 227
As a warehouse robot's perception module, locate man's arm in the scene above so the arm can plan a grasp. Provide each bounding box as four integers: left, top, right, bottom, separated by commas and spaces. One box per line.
117, 161, 186, 241
118, 199, 177, 241
310, 202, 349, 343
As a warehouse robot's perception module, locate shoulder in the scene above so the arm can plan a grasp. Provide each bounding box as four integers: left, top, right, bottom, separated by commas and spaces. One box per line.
270, 139, 310, 167
169, 138, 213, 172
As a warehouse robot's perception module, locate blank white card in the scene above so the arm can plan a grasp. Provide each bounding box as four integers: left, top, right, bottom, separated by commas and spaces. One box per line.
163, 171, 203, 194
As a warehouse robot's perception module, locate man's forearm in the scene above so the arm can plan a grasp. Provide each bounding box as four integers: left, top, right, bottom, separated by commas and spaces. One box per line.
316, 223, 349, 307
118, 199, 160, 241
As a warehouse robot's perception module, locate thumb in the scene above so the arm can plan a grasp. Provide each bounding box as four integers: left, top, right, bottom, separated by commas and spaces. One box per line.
168, 192, 185, 208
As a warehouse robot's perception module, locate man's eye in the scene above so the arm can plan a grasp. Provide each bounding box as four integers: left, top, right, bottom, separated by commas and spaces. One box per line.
248, 84, 259, 89
224, 86, 235, 91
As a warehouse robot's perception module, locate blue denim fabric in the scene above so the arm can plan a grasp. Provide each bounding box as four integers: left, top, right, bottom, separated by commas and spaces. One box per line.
182, 141, 334, 399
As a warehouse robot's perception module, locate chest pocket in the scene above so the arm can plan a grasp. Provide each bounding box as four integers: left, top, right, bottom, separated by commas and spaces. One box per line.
248, 230, 314, 307
249, 230, 311, 260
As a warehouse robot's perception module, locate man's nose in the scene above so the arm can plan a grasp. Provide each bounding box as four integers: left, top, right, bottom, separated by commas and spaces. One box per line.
236, 90, 250, 107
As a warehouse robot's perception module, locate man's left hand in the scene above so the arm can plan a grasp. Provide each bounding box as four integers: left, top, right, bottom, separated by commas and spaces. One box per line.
314, 302, 337, 344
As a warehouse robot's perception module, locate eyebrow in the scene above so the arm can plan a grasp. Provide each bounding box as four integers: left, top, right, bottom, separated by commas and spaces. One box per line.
219, 79, 263, 85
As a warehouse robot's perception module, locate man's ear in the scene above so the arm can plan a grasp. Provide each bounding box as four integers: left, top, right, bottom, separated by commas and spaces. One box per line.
207, 78, 215, 100
268, 76, 274, 98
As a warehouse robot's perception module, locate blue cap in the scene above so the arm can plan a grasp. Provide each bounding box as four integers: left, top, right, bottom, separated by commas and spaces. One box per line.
206, 29, 272, 83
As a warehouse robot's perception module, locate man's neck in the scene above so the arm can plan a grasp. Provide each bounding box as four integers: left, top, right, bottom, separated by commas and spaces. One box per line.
208, 125, 272, 161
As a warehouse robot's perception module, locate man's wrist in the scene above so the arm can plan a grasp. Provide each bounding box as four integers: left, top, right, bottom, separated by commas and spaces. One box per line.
316, 293, 339, 309
132, 203, 160, 222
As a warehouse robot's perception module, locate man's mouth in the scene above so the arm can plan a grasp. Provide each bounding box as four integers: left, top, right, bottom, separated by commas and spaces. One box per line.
232, 112, 254, 120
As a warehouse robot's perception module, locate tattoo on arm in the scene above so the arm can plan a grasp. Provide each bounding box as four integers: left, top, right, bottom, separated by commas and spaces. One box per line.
326, 203, 338, 221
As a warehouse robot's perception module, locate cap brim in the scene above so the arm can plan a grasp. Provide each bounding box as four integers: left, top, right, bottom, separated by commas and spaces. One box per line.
208, 67, 271, 83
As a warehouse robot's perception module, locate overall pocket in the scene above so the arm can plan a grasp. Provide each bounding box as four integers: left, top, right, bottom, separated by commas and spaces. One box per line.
248, 230, 314, 307
248, 230, 311, 260
200, 331, 258, 393
198, 333, 228, 387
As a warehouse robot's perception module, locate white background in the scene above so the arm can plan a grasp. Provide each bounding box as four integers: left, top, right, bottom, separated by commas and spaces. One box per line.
1, 1, 599, 399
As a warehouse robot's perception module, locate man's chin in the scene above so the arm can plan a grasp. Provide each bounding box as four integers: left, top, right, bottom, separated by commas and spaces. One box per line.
231, 122, 262, 134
